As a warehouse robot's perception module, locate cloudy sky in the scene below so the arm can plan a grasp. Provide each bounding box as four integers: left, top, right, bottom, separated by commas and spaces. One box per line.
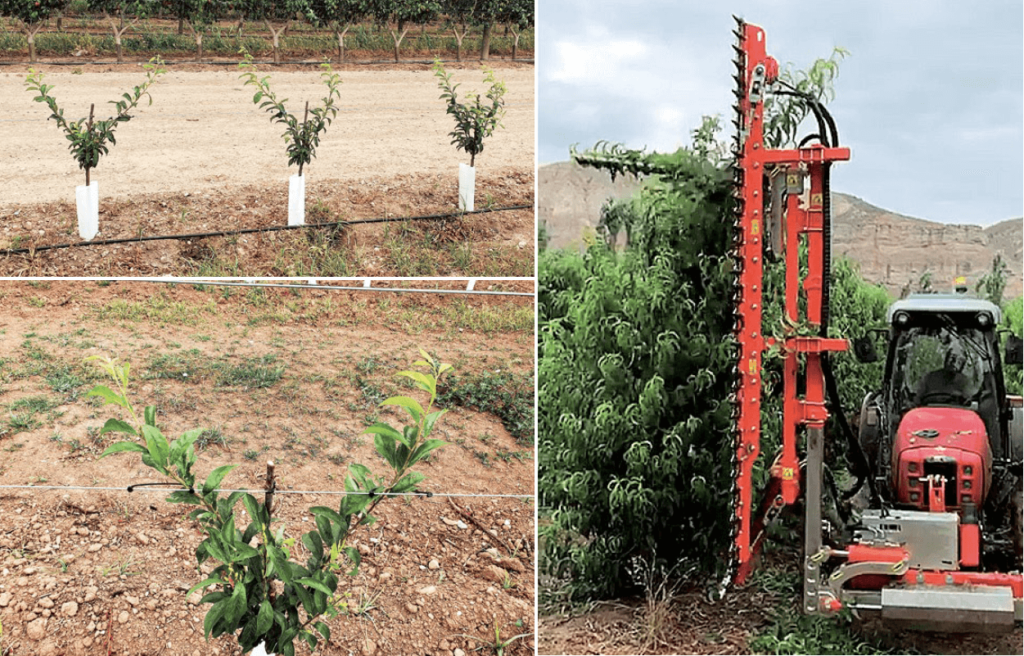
538, 0, 1023, 226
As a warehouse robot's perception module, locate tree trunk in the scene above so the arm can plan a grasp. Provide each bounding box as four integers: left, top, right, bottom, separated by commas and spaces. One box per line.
336, 27, 350, 62
480, 23, 492, 61
178, 16, 184, 35
267, 22, 287, 65
511, 29, 520, 61
26, 24, 44, 63
57, 16, 63, 32
115, 34, 123, 63
196, 32, 204, 62
453, 25, 468, 62
391, 27, 409, 63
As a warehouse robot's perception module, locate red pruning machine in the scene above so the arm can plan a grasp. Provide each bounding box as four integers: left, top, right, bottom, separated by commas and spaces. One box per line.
728, 17, 1023, 631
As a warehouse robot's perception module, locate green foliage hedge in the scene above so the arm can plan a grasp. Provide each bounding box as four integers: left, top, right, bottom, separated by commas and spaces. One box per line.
538, 146, 894, 600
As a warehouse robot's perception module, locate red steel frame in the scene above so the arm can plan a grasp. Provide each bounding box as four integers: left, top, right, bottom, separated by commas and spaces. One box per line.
732, 20, 1022, 614
731, 20, 850, 585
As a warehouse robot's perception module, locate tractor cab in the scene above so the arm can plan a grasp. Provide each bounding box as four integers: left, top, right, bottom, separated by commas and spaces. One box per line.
882, 295, 1008, 465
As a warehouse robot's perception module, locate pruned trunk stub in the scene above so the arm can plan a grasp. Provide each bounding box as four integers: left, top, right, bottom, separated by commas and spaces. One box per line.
480, 23, 492, 61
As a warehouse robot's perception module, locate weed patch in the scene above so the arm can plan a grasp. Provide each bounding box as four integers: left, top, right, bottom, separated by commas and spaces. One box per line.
749, 604, 897, 655
439, 369, 534, 445
216, 355, 285, 389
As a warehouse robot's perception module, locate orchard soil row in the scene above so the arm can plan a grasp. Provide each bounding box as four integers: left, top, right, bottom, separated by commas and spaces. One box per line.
0, 280, 535, 656
0, 63, 534, 276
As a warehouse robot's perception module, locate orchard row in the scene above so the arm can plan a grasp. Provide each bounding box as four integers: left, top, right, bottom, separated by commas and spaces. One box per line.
1, 1, 534, 63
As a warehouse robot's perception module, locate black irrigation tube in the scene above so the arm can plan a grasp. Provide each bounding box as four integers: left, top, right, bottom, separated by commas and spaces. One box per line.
0, 57, 534, 67
0, 203, 532, 257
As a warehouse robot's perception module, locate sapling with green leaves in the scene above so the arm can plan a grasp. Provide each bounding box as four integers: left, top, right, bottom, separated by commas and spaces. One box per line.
90, 350, 452, 656
25, 57, 166, 187
88, 0, 151, 64
432, 59, 506, 167
239, 49, 341, 178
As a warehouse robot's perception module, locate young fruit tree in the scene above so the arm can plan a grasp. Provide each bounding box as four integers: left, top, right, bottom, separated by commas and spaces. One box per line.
241, 0, 314, 64
0, 0, 68, 63
25, 57, 166, 187
239, 49, 341, 224
307, 0, 369, 62
432, 59, 507, 168
433, 59, 505, 211
180, 0, 225, 61
441, 0, 475, 62
88, 0, 151, 64
367, 0, 440, 63
498, 0, 532, 61
90, 351, 452, 656
471, 0, 499, 61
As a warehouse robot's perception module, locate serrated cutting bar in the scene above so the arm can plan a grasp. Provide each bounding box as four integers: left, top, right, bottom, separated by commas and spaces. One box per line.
727, 18, 851, 591
729, 17, 774, 587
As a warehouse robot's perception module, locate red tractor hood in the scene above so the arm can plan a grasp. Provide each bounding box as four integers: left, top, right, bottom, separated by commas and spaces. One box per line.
893, 407, 991, 509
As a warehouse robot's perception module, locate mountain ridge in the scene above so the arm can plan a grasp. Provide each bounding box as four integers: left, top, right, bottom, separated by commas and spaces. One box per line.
539, 160, 1023, 299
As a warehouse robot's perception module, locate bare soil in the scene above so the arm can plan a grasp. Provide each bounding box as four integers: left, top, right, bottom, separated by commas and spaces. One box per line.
0, 280, 535, 656
0, 170, 534, 277
0, 64, 534, 276
538, 563, 1022, 655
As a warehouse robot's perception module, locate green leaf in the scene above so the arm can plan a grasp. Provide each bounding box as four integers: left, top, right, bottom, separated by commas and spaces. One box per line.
186, 577, 226, 600
170, 428, 203, 465
364, 422, 405, 447
202, 464, 238, 496
314, 621, 330, 641
342, 546, 361, 575
381, 396, 424, 423
374, 433, 398, 469
296, 577, 335, 597
293, 583, 315, 617
241, 494, 262, 527
309, 506, 346, 534
86, 384, 128, 409
204, 597, 230, 640
391, 471, 425, 493
396, 370, 433, 393
409, 439, 447, 465
231, 543, 259, 562
144, 405, 157, 426
225, 581, 247, 626
165, 490, 201, 505
347, 463, 372, 488
256, 599, 273, 637
99, 441, 146, 458
422, 409, 447, 439
141, 425, 169, 474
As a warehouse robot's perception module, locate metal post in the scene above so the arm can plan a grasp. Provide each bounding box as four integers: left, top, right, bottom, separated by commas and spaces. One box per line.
264, 461, 276, 515
804, 425, 824, 613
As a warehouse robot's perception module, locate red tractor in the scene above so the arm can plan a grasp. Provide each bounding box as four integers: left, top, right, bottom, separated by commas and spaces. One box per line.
728, 17, 1022, 632
848, 294, 1023, 630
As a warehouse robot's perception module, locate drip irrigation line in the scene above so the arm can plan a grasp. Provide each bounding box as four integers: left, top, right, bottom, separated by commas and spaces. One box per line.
133, 279, 535, 297
0, 203, 532, 256
0, 484, 533, 499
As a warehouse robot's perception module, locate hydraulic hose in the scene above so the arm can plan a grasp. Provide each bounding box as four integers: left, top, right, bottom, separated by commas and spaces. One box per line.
783, 86, 877, 504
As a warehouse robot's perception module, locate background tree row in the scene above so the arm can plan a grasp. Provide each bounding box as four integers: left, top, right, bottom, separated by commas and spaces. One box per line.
0, 0, 534, 62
